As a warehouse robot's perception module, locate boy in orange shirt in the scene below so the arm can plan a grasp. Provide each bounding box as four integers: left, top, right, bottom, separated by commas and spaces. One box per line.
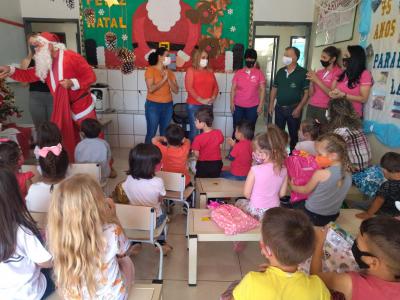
152, 124, 191, 186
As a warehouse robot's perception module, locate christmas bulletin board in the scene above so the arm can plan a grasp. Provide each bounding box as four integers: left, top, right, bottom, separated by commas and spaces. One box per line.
80, 0, 252, 71
362, 0, 400, 147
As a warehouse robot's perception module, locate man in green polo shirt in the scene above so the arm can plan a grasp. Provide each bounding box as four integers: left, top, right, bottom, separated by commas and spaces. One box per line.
268, 46, 309, 151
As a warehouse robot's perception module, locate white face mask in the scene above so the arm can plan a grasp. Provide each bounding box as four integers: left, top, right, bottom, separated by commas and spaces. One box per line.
163, 56, 171, 66
199, 58, 208, 68
282, 56, 292, 66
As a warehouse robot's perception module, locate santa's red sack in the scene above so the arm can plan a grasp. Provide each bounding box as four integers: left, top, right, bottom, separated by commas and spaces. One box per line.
285, 150, 320, 203
210, 204, 259, 235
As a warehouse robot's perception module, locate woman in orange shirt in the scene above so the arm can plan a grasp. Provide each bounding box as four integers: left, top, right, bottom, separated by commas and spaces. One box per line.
185, 48, 219, 141
145, 47, 179, 143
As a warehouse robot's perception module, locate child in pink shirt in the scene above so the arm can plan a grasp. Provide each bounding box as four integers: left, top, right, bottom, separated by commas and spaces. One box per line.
236, 126, 288, 220
311, 216, 400, 300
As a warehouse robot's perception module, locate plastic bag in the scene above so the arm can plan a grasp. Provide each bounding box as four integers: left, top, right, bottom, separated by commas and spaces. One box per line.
210, 204, 259, 235
285, 150, 320, 202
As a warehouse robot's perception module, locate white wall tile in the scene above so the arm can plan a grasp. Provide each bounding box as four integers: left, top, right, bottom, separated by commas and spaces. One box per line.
107, 70, 123, 90
134, 135, 145, 145
101, 113, 118, 134
123, 91, 139, 111
172, 91, 182, 104
94, 69, 107, 84
109, 90, 124, 111
122, 70, 138, 90
225, 93, 232, 113
215, 72, 227, 92
118, 114, 134, 135
213, 116, 226, 136
213, 92, 225, 113
226, 72, 234, 92
107, 134, 119, 147
138, 90, 146, 111
134, 114, 147, 135
137, 70, 147, 90
119, 135, 135, 148
226, 116, 234, 138
175, 71, 185, 91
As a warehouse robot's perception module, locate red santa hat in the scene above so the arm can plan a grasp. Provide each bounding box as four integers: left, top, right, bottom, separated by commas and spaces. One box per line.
36, 32, 66, 50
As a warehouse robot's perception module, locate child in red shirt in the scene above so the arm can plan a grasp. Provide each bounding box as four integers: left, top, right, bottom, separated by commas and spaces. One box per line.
221, 120, 254, 181
152, 124, 191, 186
192, 106, 224, 178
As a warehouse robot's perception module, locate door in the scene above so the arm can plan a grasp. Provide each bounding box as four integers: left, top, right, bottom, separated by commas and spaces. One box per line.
253, 23, 311, 125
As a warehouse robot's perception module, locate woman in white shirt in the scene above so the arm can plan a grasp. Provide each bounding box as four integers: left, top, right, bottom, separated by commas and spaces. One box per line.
0, 168, 53, 300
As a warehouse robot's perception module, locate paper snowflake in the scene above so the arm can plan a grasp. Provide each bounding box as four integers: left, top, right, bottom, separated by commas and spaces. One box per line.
230, 26, 236, 32
98, 9, 105, 16
227, 8, 234, 15
122, 34, 128, 41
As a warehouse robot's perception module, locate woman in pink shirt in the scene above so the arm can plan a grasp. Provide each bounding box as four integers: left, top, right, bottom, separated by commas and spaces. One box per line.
230, 49, 266, 137
306, 46, 342, 123
329, 45, 373, 117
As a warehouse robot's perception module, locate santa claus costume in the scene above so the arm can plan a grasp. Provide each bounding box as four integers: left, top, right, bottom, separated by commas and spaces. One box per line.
8, 32, 97, 160
132, 0, 201, 68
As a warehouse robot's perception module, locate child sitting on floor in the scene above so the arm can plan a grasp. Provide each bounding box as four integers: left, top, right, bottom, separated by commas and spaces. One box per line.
75, 118, 116, 182
290, 133, 352, 226
121, 143, 172, 255
356, 152, 400, 219
26, 143, 69, 212
311, 216, 400, 300
192, 106, 224, 178
48, 174, 135, 300
236, 125, 288, 220
295, 119, 320, 155
222, 120, 254, 181
227, 207, 330, 300
0, 141, 33, 198
0, 168, 54, 300
152, 124, 191, 186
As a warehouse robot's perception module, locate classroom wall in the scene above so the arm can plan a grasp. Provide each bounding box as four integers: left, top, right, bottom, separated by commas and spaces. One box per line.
19, 0, 79, 19
0, 0, 31, 124
253, 0, 315, 23
308, 5, 400, 161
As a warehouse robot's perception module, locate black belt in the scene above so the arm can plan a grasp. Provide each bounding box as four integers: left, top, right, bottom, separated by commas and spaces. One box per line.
132, 42, 185, 51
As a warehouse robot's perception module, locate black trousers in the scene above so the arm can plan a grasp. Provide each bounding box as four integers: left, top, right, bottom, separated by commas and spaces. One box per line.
195, 160, 223, 178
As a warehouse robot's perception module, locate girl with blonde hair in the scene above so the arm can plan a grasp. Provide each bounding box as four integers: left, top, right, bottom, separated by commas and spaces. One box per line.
48, 174, 134, 299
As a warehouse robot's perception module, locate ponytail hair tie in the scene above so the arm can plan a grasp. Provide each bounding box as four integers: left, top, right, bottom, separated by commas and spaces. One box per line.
37, 143, 62, 158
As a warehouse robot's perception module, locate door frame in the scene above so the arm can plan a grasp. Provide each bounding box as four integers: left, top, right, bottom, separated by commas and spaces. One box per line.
23, 18, 81, 54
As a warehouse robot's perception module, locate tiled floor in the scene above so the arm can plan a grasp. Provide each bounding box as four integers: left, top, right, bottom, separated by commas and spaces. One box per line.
105, 148, 264, 300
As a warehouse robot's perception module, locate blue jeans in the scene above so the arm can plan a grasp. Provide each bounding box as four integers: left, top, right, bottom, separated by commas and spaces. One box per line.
187, 104, 208, 142
220, 170, 247, 181
274, 105, 301, 151
145, 100, 173, 143
232, 105, 258, 138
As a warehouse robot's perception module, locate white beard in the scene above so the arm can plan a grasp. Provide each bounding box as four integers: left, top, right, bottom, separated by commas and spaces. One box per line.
146, 0, 181, 32
34, 46, 52, 82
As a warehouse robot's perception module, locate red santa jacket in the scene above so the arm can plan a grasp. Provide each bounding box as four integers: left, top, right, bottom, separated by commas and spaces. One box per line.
10, 49, 96, 118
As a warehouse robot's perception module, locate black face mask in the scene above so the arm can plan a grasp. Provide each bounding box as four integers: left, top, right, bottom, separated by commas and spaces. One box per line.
351, 240, 375, 269
342, 57, 351, 68
320, 60, 330, 68
245, 60, 255, 68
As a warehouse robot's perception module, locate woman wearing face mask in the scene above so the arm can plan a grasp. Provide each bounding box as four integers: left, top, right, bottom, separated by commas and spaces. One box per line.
185, 48, 219, 141
144, 47, 179, 143
230, 49, 266, 137
329, 45, 373, 118
306, 46, 342, 123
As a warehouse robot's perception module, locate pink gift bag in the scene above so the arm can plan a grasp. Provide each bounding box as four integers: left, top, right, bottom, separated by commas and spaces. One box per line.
285, 150, 320, 203
210, 204, 259, 235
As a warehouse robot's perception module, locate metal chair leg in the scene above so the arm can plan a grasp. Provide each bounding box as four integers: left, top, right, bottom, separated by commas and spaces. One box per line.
184, 201, 190, 237
154, 241, 164, 280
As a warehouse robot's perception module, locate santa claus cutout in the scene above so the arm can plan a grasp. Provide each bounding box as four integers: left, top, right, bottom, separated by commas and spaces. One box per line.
132, 0, 201, 68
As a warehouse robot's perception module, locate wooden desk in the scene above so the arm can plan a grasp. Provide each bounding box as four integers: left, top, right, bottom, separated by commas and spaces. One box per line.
195, 178, 245, 208
187, 208, 363, 286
